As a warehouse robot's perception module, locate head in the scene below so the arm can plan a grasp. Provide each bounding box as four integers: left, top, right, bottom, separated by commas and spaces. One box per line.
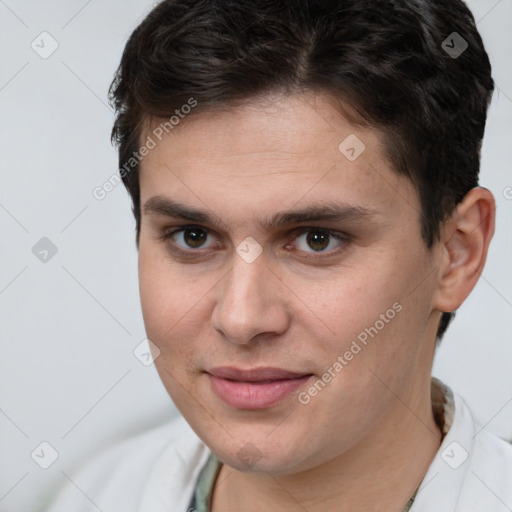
109, 0, 495, 474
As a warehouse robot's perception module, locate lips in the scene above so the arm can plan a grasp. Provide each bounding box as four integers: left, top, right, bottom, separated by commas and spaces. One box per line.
208, 366, 310, 382
207, 366, 314, 409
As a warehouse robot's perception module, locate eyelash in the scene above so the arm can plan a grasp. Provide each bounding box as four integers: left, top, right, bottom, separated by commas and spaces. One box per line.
157, 225, 351, 260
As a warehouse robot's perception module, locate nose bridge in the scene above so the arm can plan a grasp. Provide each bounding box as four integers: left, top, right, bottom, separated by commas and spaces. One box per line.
212, 251, 288, 344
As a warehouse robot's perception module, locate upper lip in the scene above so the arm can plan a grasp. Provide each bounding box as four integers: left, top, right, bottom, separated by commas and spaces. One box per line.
207, 366, 312, 382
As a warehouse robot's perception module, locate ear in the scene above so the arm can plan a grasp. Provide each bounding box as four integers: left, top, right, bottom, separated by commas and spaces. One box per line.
432, 187, 496, 313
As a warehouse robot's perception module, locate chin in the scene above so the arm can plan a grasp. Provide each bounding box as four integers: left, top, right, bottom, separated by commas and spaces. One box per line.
202, 430, 317, 475
216, 449, 298, 474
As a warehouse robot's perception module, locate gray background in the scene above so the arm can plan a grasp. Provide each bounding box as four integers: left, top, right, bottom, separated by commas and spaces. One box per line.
0, 0, 511, 510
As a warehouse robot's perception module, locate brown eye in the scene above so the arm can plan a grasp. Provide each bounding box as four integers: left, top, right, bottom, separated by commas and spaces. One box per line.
181, 228, 208, 248
158, 225, 350, 261
159, 226, 216, 251
305, 231, 331, 251
293, 228, 346, 254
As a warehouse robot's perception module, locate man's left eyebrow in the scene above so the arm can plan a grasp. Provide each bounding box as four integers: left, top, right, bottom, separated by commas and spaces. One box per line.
263, 202, 379, 229
142, 195, 379, 230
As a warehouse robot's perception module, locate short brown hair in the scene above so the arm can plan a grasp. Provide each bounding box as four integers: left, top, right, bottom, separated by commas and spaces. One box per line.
109, 0, 494, 340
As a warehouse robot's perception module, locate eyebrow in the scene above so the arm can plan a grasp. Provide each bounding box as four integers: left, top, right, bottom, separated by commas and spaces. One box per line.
142, 195, 379, 231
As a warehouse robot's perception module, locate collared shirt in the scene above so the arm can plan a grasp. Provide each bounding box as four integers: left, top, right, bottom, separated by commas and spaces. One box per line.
188, 377, 455, 512
43, 378, 512, 512
188, 455, 417, 511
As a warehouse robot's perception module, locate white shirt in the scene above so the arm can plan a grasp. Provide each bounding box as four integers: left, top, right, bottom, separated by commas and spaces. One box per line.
43, 381, 512, 512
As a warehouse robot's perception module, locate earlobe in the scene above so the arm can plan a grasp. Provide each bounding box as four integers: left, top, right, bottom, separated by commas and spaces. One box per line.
433, 187, 496, 313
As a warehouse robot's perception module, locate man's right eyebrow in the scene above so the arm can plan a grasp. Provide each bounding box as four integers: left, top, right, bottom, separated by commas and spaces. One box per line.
143, 196, 228, 229
142, 195, 380, 231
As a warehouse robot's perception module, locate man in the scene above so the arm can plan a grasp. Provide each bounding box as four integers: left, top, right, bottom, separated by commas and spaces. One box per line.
44, 0, 512, 510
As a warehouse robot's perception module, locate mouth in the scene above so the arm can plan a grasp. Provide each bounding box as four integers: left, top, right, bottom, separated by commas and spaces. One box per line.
206, 366, 314, 409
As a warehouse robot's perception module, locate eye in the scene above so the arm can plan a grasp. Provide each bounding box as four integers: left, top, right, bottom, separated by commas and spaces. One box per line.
289, 228, 348, 254
158, 225, 350, 259
159, 226, 219, 251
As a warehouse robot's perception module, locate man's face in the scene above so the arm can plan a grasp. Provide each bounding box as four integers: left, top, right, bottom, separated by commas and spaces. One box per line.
138, 92, 442, 474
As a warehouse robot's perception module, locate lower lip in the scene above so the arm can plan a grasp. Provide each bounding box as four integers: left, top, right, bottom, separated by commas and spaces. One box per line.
208, 374, 313, 409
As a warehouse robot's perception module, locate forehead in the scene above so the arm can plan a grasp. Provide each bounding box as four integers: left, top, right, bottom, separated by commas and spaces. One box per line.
143, 92, 378, 166
138, 92, 419, 229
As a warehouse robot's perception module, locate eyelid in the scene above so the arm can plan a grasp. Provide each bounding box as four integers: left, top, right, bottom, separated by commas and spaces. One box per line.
158, 225, 351, 258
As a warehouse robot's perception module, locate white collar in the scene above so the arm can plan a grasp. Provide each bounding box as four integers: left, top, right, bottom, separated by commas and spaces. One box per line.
137, 378, 512, 511
410, 379, 476, 511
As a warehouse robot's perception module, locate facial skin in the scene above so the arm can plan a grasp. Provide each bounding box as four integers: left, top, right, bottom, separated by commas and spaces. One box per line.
137, 92, 495, 511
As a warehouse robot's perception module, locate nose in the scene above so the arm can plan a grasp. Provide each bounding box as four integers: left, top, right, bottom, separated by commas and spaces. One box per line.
210, 250, 291, 345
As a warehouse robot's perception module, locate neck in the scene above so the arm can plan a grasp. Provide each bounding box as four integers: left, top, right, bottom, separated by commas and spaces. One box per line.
211, 382, 442, 512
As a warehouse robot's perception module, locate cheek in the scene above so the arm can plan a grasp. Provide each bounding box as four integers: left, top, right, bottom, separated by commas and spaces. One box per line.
138, 252, 204, 408
138, 245, 223, 381
305, 254, 422, 367
139, 243, 190, 323
303, 267, 399, 337
138, 248, 195, 354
